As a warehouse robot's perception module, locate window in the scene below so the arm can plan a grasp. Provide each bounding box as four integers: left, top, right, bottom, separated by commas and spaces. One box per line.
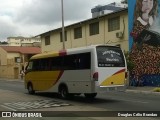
60, 31, 67, 42
15, 57, 22, 63
31, 58, 50, 71
63, 55, 76, 70
76, 53, 91, 69
32, 60, 39, 71
89, 22, 99, 36
96, 46, 125, 67
108, 16, 120, 32
29, 53, 91, 71
51, 53, 91, 70
39, 59, 50, 71
26, 61, 33, 71
51, 57, 63, 70
45, 35, 50, 45
63, 53, 91, 70
74, 27, 82, 39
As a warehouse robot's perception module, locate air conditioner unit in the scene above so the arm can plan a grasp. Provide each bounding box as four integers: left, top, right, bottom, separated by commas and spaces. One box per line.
116, 32, 123, 38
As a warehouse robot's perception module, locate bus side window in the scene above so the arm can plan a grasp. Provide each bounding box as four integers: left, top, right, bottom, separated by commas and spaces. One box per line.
63, 55, 76, 70
39, 59, 49, 71
74, 57, 80, 69
51, 57, 63, 70
76, 53, 91, 69
26, 61, 33, 71
32, 60, 40, 71
48, 58, 52, 70
39, 59, 44, 71
60, 53, 91, 70
84, 53, 91, 69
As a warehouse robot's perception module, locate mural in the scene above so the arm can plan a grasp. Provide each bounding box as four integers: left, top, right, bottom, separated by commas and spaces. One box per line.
128, 0, 160, 86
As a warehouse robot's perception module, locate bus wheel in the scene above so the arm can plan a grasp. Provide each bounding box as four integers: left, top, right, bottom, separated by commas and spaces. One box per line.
27, 83, 35, 94
84, 93, 97, 99
59, 86, 69, 99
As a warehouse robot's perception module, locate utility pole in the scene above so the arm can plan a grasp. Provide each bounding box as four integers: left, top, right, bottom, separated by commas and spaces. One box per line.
61, 0, 65, 50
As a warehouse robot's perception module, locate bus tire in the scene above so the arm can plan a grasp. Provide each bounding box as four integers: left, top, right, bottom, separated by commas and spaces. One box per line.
59, 86, 69, 99
84, 93, 97, 99
27, 83, 35, 94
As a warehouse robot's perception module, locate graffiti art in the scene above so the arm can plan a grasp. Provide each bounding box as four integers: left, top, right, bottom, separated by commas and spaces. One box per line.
128, 0, 160, 86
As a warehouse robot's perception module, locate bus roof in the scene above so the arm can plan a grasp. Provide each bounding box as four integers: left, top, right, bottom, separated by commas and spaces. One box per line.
31, 51, 60, 60
30, 45, 120, 60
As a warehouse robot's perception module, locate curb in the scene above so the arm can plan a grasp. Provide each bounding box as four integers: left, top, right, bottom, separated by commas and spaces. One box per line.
0, 78, 24, 82
6, 80, 24, 83
126, 89, 160, 95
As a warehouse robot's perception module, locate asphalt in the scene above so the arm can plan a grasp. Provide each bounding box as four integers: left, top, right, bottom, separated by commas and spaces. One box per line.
0, 78, 160, 120
0, 78, 160, 95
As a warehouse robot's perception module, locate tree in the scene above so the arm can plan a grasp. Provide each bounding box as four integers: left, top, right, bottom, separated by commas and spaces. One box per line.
0, 41, 8, 45
121, 0, 128, 4
124, 51, 134, 71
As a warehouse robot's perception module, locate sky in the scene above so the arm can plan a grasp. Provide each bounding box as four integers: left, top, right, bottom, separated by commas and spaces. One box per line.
0, 0, 121, 41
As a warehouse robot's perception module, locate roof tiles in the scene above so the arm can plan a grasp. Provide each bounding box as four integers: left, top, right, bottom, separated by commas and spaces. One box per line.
0, 46, 41, 54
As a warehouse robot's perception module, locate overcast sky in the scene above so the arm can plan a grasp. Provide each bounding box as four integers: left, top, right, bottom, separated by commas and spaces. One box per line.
0, 0, 121, 41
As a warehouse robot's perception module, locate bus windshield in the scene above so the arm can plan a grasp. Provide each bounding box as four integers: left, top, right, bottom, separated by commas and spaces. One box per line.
96, 46, 125, 67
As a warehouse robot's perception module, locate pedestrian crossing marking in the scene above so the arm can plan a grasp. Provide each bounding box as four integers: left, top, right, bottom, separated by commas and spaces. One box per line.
1, 99, 71, 110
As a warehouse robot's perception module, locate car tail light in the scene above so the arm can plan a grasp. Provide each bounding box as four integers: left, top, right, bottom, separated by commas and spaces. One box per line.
93, 72, 98, 81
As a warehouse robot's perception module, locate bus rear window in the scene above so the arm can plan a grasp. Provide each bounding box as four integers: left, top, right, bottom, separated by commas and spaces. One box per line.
96, 46, 125, 67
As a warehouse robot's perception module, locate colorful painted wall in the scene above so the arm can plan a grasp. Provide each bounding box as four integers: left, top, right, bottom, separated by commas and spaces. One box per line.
128, 0, 160, 86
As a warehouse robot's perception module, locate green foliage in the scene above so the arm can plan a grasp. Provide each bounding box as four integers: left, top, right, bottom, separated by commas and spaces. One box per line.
0, 41, 8, 45
153, 88, 160, 92
124, 51, 134, 71
121, 0, 128, 4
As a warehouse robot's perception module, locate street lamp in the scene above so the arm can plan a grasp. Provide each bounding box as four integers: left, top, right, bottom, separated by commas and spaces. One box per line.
61, 0, 65, 50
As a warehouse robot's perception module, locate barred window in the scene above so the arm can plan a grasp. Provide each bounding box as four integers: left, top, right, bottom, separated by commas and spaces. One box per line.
45, 35, 50, 45
108, 16, 120, 32
74, 27, 82, 39
89, 22, 99, 36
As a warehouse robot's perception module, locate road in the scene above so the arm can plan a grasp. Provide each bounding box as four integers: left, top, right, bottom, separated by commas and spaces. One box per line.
0, 80, 25, 93
0, 80, 160, 119
0, 79, 160, 112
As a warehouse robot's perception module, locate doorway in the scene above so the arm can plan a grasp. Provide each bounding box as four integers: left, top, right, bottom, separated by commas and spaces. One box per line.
14, 67, 19, 79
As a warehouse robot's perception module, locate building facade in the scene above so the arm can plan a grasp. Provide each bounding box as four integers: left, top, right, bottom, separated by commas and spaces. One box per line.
91, 2, 128, 18
0, 46, 41, 79
39, 8, 128, 53
7, 36, 41, 47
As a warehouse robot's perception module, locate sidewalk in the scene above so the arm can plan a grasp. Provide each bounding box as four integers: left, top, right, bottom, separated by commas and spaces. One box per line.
0, 78, 24, 82
126, 86, 160, 95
